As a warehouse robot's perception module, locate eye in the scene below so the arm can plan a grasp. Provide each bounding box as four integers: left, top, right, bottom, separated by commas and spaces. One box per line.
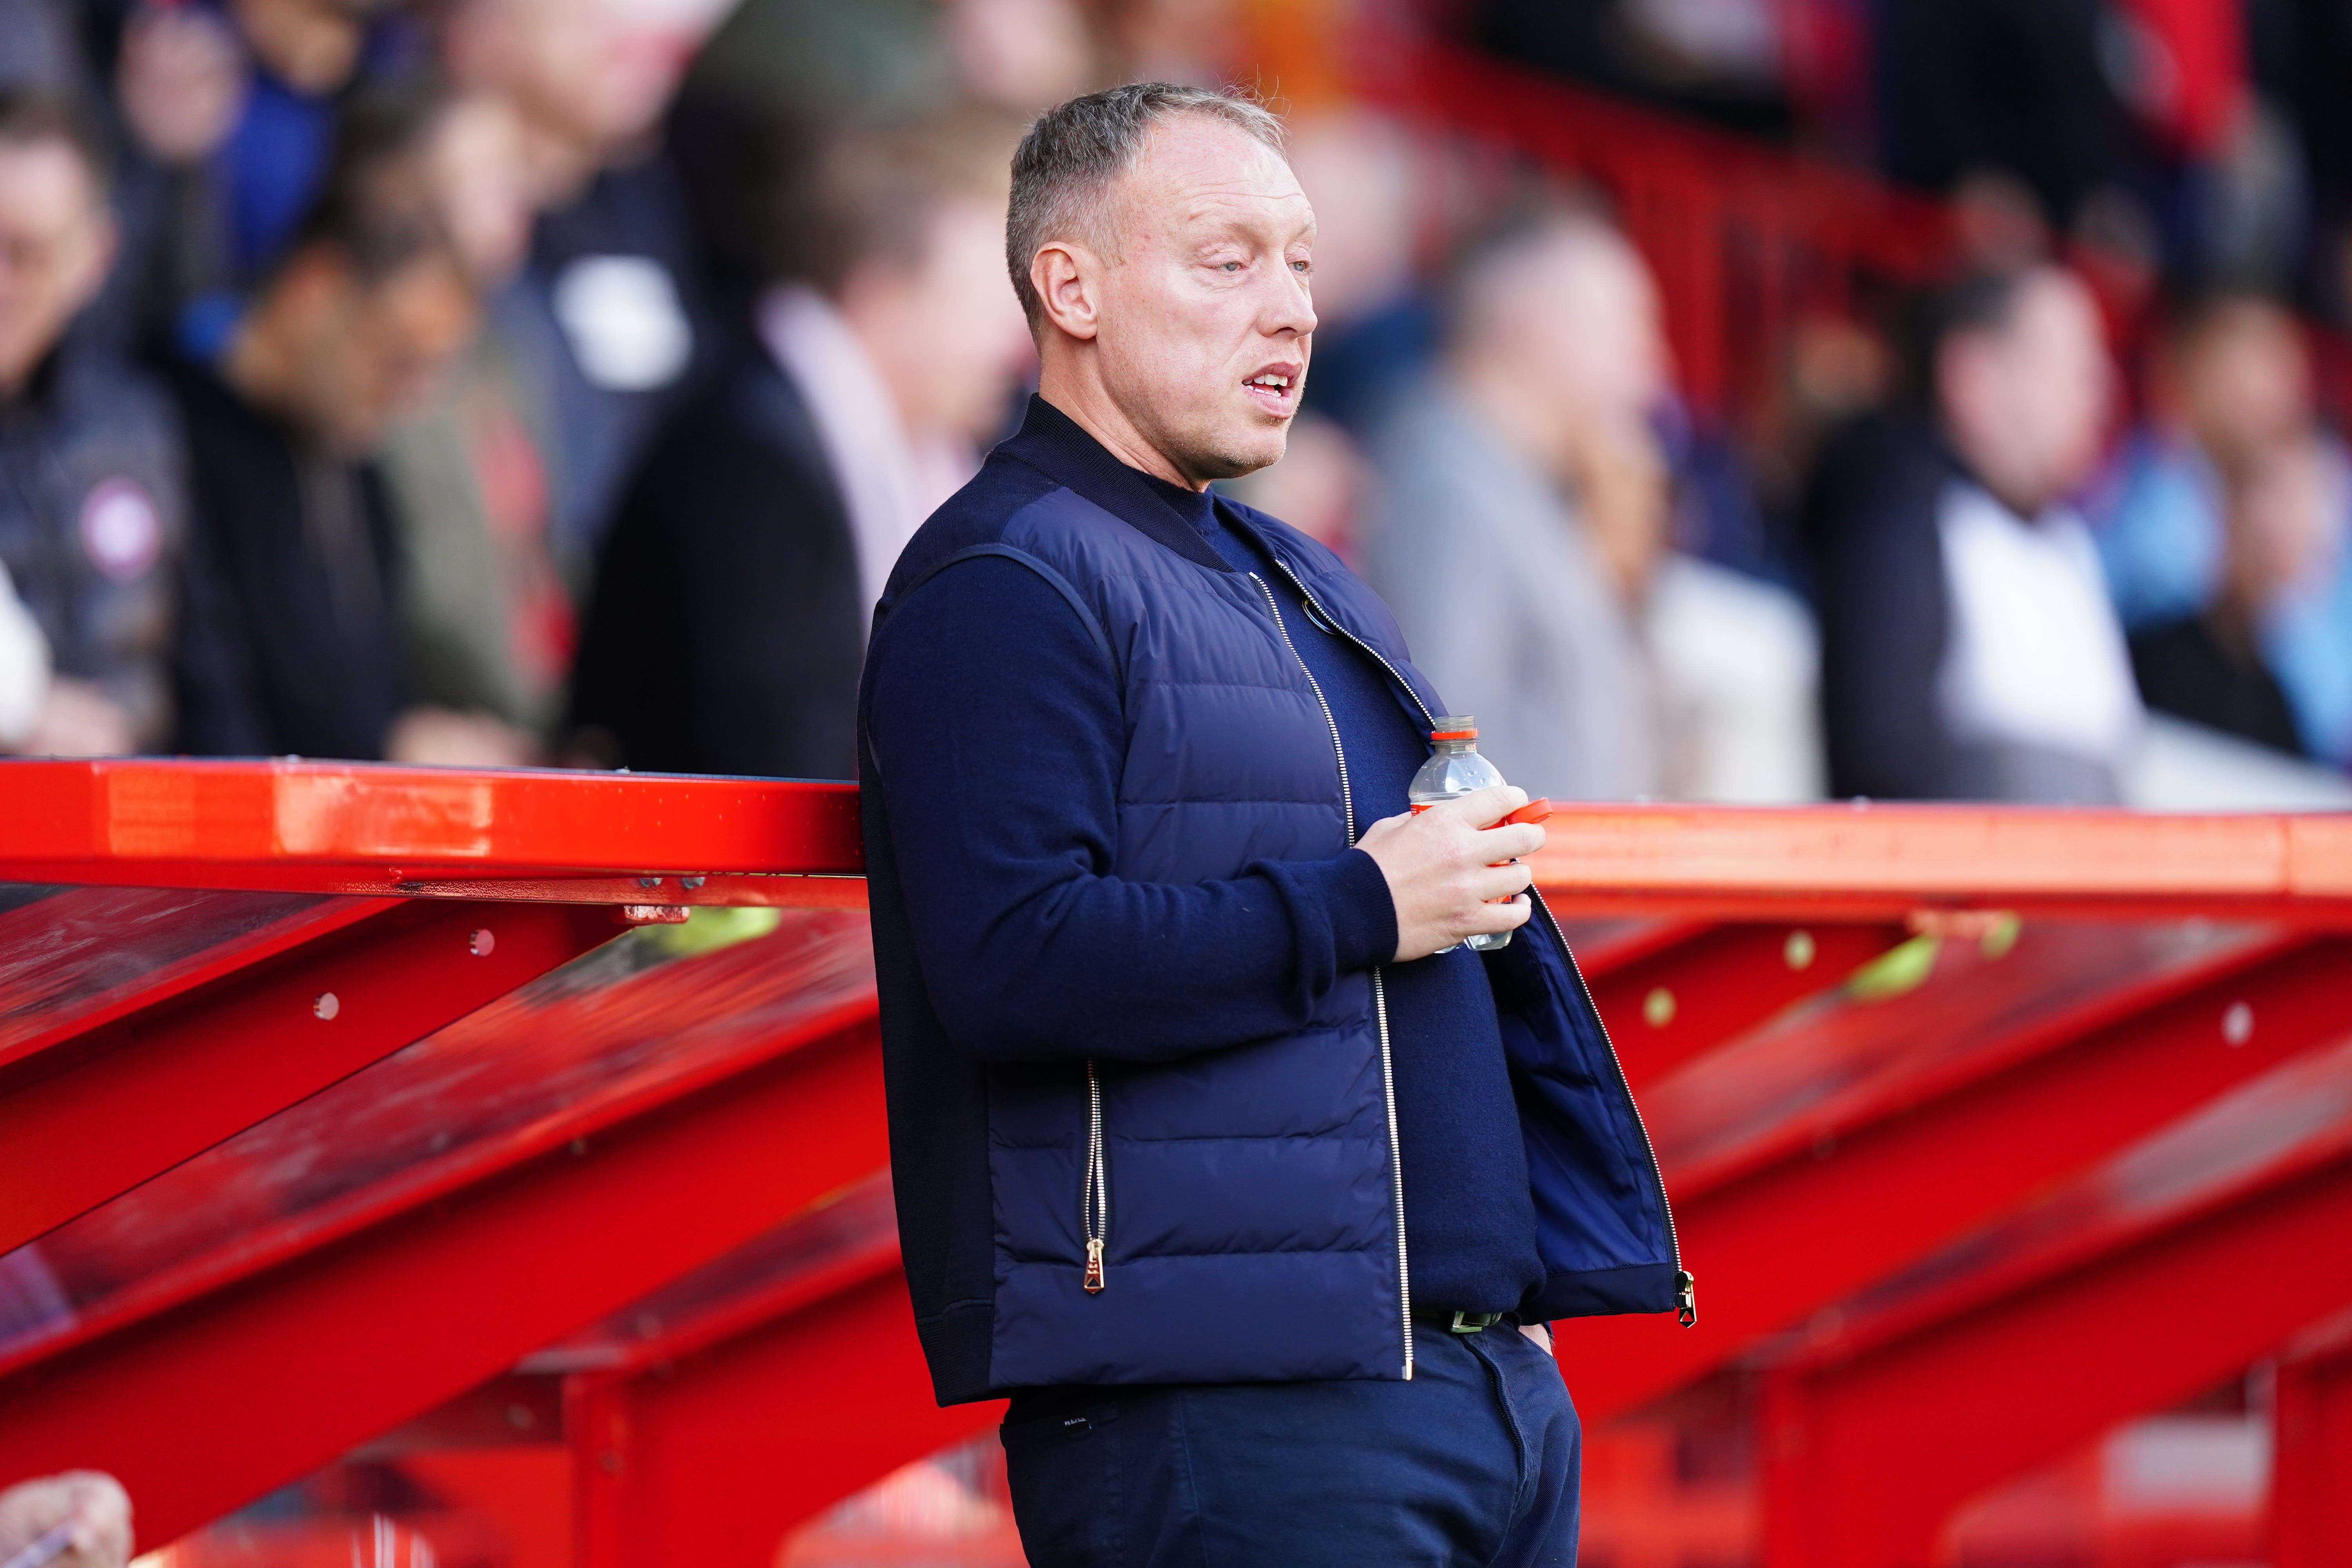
1220, 261, 1243, 272
1291, 259, 1311, 274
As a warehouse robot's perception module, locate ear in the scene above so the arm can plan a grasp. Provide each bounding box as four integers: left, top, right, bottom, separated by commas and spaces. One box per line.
1031, 240, 1102, 343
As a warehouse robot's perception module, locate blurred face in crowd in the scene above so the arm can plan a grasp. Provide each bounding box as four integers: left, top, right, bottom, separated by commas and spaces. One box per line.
247, 249, 477, 454
2221, 435, 2341, 626
1450, 219, 1672, 601
2173, 298, 2312, 467
1033, 113, 1317, 487
0, 136, 112, 399
430, 95, 535, 287
228, 0, 372, 94
447, 0, 699, 183
1938, 266, 2113, 517
1469, 221, 1668, 450
842, 196, 1034, 443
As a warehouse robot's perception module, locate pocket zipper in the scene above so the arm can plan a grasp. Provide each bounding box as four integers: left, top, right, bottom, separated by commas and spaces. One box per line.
1082, 1059, 1108, 1294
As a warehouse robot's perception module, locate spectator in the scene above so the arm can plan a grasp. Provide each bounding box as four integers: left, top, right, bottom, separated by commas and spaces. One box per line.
2089, 291, 2352, 768
169, 84, 478, 760
0, 1472, 132, 1568
442, 0, 728, 572
2127, 432, 2347, 759
108, 0, 420, 361
0, 88, 186, 756
1805, 263, 2141, 801
1365, 208, 1821, 802
566, 109, 1029, 781
378, 90, 559, 763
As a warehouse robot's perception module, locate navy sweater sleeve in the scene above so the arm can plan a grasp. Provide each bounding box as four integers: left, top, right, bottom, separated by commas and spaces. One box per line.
864, 552, 1397, 1064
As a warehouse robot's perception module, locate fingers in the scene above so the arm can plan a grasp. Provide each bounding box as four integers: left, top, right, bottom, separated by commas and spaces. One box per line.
1470, 858, 1535, 903
1423, 783, 1528, 827
1457, 893, 1533, 936
1477, 820, 1546, 863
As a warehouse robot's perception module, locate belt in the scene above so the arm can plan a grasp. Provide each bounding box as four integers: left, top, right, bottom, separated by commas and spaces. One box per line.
1412, 1308, 1516, 1334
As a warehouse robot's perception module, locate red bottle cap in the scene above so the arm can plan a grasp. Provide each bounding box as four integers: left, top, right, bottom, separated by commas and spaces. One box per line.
1501, 797, 1553, 826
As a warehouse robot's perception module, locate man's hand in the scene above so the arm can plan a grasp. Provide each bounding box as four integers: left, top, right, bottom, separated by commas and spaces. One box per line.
21, 680, 136, 758
1355, 784, 1546, 963
0, 1472, 133, 1568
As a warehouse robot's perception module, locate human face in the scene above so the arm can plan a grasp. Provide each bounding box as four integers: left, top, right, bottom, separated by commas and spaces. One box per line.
0, 141, 112, 397
846, 196, 1034, 443
1091, 116, 1317, 484
1941, 268, 2113, 514
294, 255, 478, 454
228, 0, 368, 94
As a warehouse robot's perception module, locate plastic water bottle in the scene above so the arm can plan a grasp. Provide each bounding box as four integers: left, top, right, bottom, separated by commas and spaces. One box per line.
1408, 716, 1515, 952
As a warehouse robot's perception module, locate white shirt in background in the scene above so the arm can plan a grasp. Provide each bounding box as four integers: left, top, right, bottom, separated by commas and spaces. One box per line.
757, 285, 975, 635
1935, 482, 2144, 769
0, 562, 49, 749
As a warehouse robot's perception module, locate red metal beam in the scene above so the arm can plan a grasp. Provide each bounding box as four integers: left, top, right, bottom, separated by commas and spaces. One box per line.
0, 898, 617, 1256
1584, 920, 1905, 1089
1558, 931, 2348, 1421
1757, 1146, 2352, 1568
0, 1004, 887, 1545
7, 760, 2352, 923
0, 887, 381, 1072
2274, 1316, 2352, 1568
1534, 804, 2352, 922
563, 1254, 1001, 1568
0, 760, 863, 898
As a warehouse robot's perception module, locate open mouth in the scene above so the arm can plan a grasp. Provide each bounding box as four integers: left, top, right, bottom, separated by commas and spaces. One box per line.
1242, 368, 1299, 416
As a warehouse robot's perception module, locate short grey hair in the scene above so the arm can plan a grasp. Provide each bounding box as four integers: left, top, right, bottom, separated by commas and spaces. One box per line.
1007, 83, 1288, 332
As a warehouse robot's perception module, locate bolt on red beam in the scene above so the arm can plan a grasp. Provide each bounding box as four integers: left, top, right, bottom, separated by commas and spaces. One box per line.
2274, 1314, 2352, 1568
1559, 930, 2347, 1423
1758, 1142, 2352, 1568
0, 1011, 887, 1547
0, 898, 618, 1256
1583, 921, 1907, 1089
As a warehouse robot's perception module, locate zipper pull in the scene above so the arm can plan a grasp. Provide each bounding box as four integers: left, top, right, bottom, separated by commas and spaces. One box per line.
1675, 1269, 1697, 1327
1084, 1238, 1106, 1294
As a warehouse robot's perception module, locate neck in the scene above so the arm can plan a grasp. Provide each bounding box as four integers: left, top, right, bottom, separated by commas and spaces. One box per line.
1037, 348, 1206, 491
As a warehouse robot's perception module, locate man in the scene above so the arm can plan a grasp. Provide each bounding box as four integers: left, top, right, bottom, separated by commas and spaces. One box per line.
1806, 263, 2142, 801
0, 89, 186, 756
2091, 292, 2352, 768
860, 85, 1686, 1565
1367, 208, 1821, 803
170, 86, 479, 760
567, 109, 1030, 779
442, 0, 727, 568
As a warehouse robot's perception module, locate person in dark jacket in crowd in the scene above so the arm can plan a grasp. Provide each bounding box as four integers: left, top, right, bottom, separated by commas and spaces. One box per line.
860, 84, 1686, 1566
1804, 263, 2143, 801
0, 89, 186, 756
441, 0, 726, 569
566, 109, 1029, 780
170, 85, 477, 760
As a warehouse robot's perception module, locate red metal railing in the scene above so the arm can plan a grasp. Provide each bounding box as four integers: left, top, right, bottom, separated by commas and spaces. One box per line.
3, 761, 2351, 1564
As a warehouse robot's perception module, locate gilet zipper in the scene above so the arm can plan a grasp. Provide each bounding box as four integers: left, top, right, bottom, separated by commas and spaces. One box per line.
1248, 569, 1414, 1379
1271, 554, 1693, 1327
1082, 1060, 1107, 1293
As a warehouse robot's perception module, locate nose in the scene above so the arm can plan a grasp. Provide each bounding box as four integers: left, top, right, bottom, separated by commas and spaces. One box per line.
1263, 263, 1317, 342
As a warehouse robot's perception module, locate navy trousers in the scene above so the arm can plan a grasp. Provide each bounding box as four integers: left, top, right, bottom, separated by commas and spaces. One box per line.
1001, 1323, 1581, 1567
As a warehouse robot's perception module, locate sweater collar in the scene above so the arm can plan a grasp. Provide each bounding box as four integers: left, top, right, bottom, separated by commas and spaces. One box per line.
998, 395, 1233, 573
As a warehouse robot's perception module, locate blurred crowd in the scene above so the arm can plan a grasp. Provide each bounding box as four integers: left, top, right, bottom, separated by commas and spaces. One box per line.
0, 0, 2345, 806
